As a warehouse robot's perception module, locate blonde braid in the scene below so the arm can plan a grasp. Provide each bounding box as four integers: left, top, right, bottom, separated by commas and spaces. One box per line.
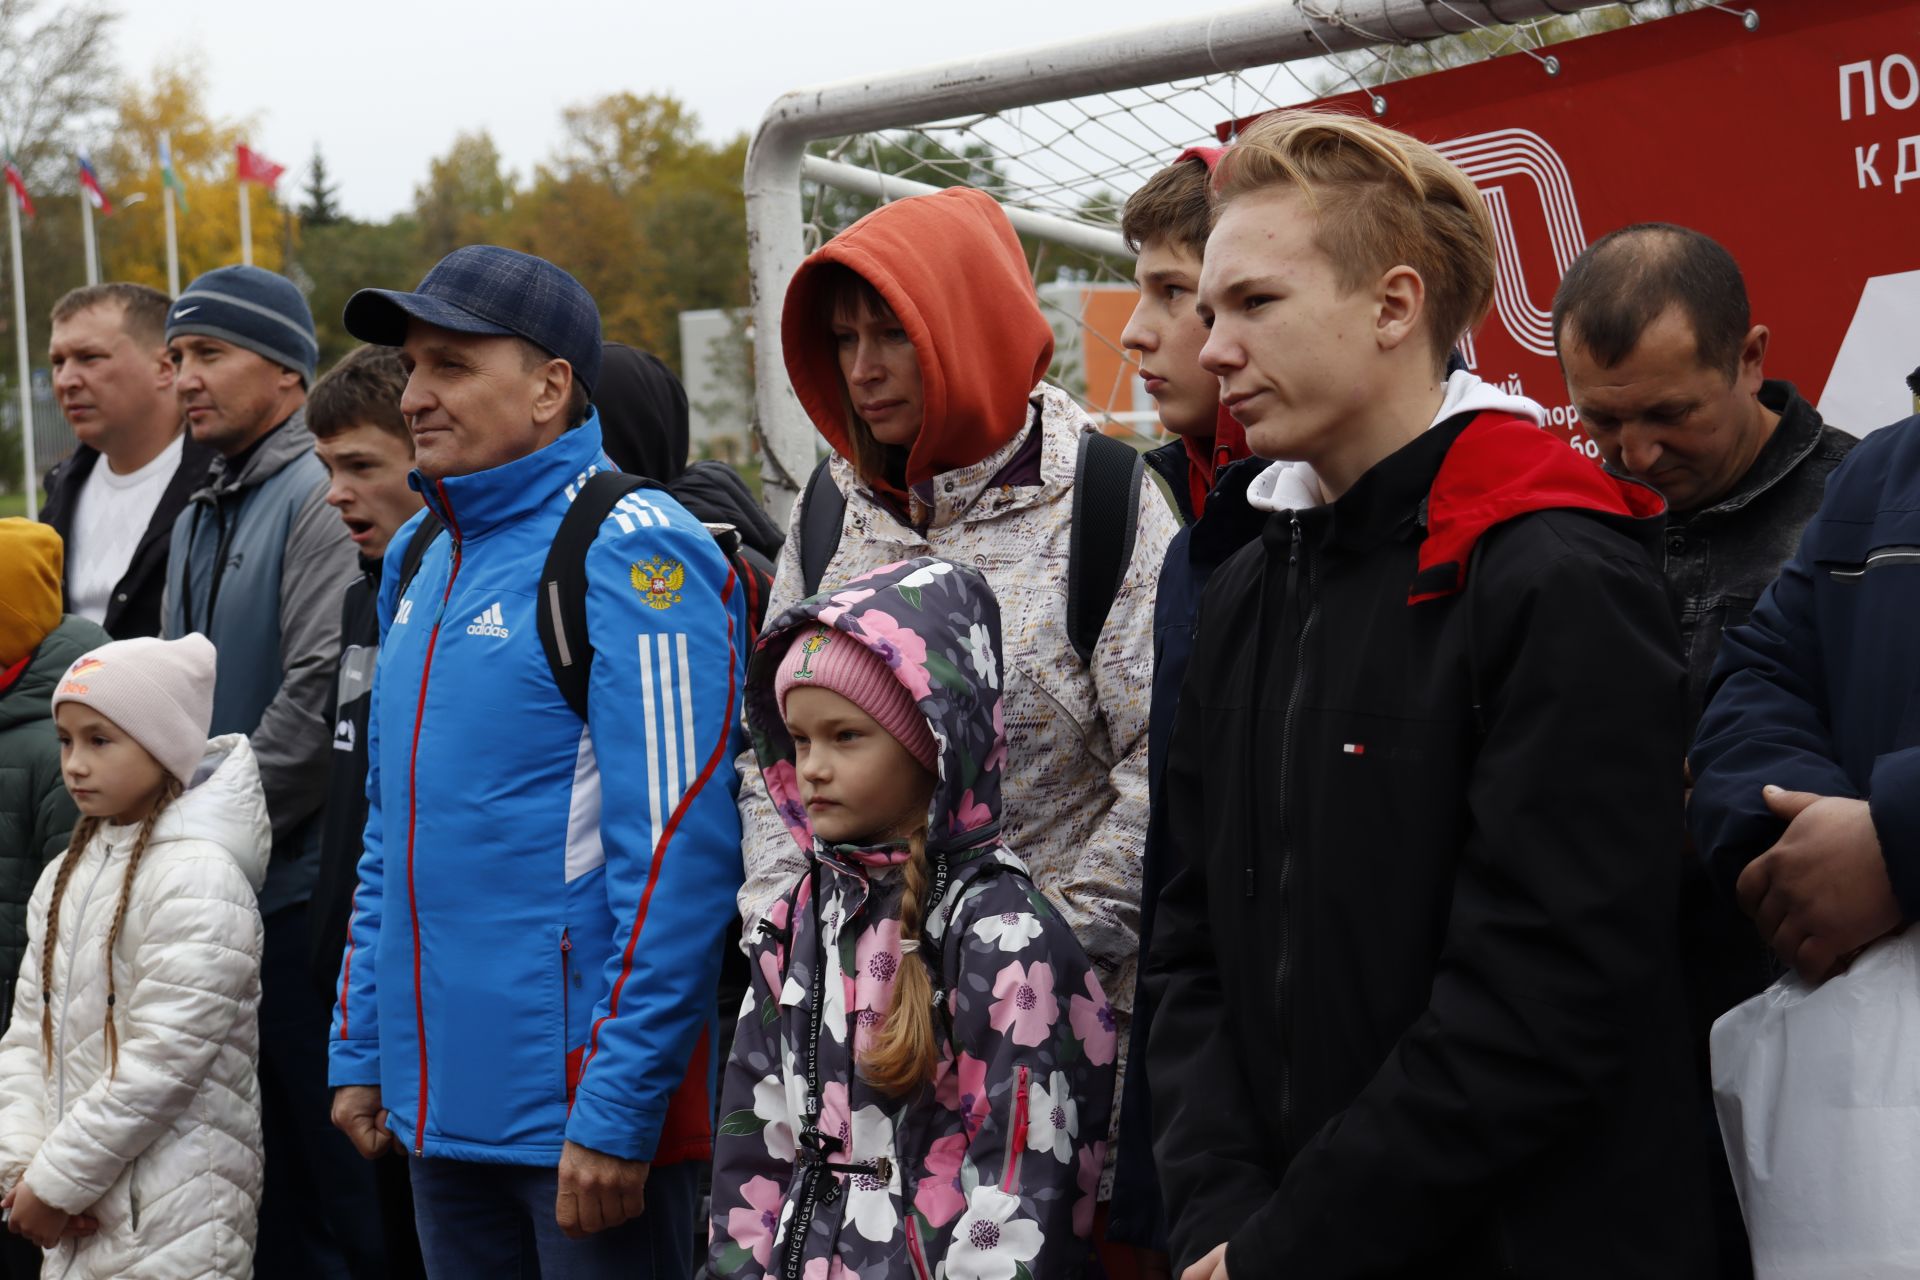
39, 816, 100, 1075
860, 829, 940, 1094
102, 778, 182, 1077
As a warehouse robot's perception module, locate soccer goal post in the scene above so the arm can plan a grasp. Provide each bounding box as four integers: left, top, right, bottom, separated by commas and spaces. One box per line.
743, 0, 1630, 518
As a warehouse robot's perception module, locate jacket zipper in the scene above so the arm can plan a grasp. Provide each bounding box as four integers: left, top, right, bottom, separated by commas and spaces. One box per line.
1000, 1063, 1031, 1193
55, 844, 116, 1116
905, 1212, 935, 1280
128, 1156, 140, 1231
560, 928, 573, 1101
1273, 514, 1316, 1152
404, 482, 463, 1156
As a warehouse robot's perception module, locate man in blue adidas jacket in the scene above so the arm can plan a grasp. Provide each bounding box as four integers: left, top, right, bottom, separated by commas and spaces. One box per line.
326, 246, 746, 1278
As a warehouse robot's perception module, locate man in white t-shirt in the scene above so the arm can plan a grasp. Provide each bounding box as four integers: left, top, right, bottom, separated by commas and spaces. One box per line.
41, 283, 214, 638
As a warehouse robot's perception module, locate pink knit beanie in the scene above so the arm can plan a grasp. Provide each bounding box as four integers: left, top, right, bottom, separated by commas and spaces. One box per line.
51, 634, 217, 785
773, 625, 938, 772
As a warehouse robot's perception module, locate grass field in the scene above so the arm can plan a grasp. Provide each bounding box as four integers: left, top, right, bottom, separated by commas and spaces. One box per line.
0, 492, 27, 519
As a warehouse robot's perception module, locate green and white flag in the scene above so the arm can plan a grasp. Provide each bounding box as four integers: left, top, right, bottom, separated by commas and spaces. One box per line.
159, 131, 188, 213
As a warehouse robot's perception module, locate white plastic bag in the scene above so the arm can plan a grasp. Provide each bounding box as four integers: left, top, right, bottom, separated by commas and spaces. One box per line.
1712, 932, 1920, 1279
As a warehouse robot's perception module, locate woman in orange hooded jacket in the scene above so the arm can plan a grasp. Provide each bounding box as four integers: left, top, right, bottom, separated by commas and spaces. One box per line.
734, 187, 1176, 1260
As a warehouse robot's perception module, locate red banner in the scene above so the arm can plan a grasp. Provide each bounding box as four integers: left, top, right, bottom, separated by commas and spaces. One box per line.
1234, 0, 1920, 441
236, 144, 286, 189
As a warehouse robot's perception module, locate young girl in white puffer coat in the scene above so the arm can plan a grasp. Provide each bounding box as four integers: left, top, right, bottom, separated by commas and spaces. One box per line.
0, 634, 268, 1278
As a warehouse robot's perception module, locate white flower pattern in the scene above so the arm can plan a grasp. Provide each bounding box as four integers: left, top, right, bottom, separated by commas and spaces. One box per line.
971, 911, 1044, 953
1026, 1070, 1078, 1164
967, 622, 999, 688
942, 1187, 1044, 1280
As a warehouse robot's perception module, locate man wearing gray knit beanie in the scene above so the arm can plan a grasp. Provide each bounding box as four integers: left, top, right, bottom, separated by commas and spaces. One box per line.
160, 264, 376, 1275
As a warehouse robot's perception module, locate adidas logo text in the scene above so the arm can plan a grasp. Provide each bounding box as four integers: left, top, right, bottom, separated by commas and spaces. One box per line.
466, 602, 510, 639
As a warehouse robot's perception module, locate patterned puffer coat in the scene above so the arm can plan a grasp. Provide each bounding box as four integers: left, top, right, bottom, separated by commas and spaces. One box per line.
711, 558, 1118, 1279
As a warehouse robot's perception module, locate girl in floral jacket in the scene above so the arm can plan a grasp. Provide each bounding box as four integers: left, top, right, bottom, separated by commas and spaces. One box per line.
709, 557, 1117, 1280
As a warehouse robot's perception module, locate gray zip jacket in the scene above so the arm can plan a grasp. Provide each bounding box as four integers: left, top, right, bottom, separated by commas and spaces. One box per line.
164, 411, 357, 914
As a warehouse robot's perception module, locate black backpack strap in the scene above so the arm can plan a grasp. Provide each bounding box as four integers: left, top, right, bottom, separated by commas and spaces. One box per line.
1066, 431, 1146, 665
538, 470, 653, 721
798, 456, 846, 597
397, 511, 447, 599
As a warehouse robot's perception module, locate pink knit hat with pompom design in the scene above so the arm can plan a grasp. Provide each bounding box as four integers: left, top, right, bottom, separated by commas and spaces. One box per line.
773, 625, 938, 772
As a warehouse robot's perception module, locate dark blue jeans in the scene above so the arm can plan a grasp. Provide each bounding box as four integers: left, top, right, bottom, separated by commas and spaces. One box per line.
409, 1156, 696, 1280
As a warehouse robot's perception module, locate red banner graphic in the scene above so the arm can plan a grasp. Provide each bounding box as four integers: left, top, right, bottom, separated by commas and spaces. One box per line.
1234, 0, 1920, 441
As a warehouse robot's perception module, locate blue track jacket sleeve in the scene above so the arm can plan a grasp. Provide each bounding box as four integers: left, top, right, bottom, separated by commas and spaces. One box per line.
566, 507, 748, 1161
329, 534, 412, 1087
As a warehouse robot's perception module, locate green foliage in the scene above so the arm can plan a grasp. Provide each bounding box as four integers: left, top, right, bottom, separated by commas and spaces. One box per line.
300, 147, 343, 228
298, 215, 430, 370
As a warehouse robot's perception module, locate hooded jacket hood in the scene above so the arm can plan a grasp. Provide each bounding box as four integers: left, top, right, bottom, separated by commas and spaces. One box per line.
1242, 370, 1663, 602
744, 557, 1006, 857
147, 732, 272, 892
594, 342, 690, 486
781, 188, 1055, 495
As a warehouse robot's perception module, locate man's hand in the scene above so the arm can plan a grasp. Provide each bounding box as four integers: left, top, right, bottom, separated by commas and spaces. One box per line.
331, 1085, 393, 1161
1182, 1243, 1231, 1280
555, 1140, 649, 1238
1736, 787, 1904, 983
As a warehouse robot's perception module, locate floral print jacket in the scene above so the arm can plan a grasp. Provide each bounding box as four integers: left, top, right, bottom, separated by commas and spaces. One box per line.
710, 558, 1118, 1280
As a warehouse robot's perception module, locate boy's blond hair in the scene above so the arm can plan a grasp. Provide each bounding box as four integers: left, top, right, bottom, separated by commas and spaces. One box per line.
1214, 108, 1496, 367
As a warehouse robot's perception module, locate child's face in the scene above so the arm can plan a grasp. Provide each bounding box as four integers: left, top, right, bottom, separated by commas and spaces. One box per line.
55, 703, 170, 825
1123, 239, 1218, 439
784, 685, 935, 847
1196, 186, 1393, 464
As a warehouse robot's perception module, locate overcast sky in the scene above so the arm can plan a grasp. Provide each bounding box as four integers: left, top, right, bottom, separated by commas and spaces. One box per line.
114, 0, 1238, 222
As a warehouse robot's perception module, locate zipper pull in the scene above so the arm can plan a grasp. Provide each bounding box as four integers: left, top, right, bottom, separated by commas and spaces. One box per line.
560, 929, 572, 953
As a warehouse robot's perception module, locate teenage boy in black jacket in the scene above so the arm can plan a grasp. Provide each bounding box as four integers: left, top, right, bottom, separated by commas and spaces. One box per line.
307, 344, 427, 1280
1144, 109, 1711, 1280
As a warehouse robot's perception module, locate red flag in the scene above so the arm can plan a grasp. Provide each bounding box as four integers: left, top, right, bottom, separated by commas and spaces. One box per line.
236, 144, 285, 188
3, 158, 33, 218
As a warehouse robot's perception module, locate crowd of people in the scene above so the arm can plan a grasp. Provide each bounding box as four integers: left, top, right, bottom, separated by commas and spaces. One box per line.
0, 103, 1914, 1279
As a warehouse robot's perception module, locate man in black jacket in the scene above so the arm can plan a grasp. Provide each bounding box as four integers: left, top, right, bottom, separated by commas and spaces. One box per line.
41, 283, 213, 638
1554, 225, 1856, 1280
1145, 108, 1710, 1279
307, 343, 427, 1280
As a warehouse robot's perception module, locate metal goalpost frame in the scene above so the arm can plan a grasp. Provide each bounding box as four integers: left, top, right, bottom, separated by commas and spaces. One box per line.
744, 0, 1622, 518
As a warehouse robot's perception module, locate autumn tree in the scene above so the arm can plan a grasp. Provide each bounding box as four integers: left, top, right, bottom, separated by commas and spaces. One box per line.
498, 93, 749, 368
414, 131, 515, 260
94, 58, 288, 295
0, 0, 117, 185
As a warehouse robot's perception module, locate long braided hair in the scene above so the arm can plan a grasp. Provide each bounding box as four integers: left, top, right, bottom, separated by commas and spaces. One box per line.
859, 827, 940, 1094
39, 777, 184, 1078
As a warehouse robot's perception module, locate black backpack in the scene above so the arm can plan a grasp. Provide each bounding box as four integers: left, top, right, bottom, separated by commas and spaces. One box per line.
796, 430, 1146, 664
396, 470, 765, 718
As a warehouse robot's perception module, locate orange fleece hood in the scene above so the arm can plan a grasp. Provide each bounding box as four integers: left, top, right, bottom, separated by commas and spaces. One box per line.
781, 187, 1056, 492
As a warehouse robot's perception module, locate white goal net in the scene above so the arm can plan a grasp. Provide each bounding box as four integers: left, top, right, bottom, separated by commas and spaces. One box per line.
744, 0, 1710, 514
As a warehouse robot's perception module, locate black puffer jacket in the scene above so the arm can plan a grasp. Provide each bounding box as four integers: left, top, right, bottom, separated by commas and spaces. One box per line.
1146, 411, 1712, 1277
0, 613, 110, 1030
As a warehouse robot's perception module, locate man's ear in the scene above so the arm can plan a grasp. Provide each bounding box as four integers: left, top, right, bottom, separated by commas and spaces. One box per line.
1375, 265, 1427, 355
1736, 324, 1770, 396
530, 359, 572, 429
151, 344, 176, 391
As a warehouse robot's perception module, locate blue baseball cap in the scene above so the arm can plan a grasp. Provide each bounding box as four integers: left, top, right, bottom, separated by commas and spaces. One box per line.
343, 245, 603, 395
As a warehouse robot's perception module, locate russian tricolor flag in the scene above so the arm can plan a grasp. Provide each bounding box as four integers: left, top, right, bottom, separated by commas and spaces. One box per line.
76, 150, 111, 215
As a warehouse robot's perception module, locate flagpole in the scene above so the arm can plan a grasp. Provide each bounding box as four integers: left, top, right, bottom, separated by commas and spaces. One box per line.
163, 177, 180, 296
80, 188, 99, 285
238, 179, 252, 266
10, 194, 37, 520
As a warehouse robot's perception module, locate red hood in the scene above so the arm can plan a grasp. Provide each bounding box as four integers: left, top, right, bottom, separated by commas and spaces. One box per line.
781, 187, 1055, 497
1410, 413, 1665, 605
